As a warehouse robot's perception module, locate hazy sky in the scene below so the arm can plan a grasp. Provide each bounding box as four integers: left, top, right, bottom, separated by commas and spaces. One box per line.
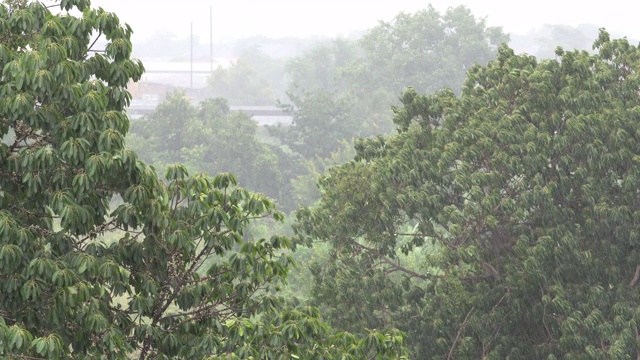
87, 0, 640, 42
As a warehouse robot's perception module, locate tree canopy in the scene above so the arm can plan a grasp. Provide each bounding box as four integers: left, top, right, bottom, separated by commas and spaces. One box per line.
295, 30, 640, 358
128, 91, 306, 212
273, 5, 508, 161
0, 1, 407, 358
358, 5, 508, 96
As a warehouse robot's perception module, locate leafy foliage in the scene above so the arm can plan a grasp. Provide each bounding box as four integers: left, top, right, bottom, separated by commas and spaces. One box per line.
276, 90, 358, 159
0, 1, 407, 358
0, 0, 143, 356
129, 91, 306, 212
296, 30, 640, 358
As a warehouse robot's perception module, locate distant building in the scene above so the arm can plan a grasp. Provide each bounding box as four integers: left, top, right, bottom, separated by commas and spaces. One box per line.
127, 58, 292, 125
129, 57, 235, 97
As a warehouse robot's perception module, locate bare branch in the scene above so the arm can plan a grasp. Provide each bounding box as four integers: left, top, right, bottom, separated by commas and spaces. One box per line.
86, 31, 103, 54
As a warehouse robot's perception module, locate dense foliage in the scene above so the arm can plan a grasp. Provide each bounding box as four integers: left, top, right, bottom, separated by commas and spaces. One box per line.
13, 1, 640, 359
128, 92, 305, 212
0, 1, 407, 358
296, 31, 640, 358
0, 0, 145, 356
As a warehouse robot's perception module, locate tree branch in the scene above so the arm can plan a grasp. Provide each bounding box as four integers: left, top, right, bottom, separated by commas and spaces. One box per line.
629, 265, 640, 287
448, 306, 475, 360
348, 240, 444, 281
86, 31, 103, 55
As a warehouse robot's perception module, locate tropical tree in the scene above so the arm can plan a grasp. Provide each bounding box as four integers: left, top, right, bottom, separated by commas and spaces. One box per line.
129, 90, 195, 157
0, 0, 145, 356
108, 166, 406, 360
274, 90, 358, 159
0, 1, 407, 358
295, 30, 640, 358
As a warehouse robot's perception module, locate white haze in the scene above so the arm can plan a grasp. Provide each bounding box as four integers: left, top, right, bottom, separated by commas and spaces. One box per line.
87, 0, 640, 42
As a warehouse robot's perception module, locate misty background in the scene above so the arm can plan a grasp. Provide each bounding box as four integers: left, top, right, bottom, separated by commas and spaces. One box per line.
89, 0, 639, 42
80, 0, 640, 96
103, 0, 640, 212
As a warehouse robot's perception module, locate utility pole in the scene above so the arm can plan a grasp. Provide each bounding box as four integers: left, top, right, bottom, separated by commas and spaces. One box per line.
210, 5, 213, 75
190, 21, 193, 89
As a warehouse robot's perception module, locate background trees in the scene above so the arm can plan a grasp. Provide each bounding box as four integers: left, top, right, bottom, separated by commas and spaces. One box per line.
358, 5, 508, 96
207, 48, 285, 106
272, 5, 508, 166
128, 91, 306, 212
295, 31, 640, 358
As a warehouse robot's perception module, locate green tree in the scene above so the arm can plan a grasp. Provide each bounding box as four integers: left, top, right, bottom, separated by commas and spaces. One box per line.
109, 166, 407, 359
207, 48, 285, 106
275, 6, 508, 162
290, 139, 357, 207
274, 90, 358, 159
359, 5, 508, 96
0, 0, 146, 356
0, 1, 407, 358
273, 37, 393, 161
129, 90, 195, 157
296, 30, 640, 358
285, 38, 360, 98
129, 92, 306, 211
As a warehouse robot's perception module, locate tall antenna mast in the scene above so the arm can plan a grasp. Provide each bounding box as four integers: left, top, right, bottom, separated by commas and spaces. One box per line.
190, 21, 193, 89
210, 5, 213, 75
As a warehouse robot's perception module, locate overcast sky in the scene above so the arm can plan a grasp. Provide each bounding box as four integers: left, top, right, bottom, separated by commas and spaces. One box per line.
86, 0, 639, 42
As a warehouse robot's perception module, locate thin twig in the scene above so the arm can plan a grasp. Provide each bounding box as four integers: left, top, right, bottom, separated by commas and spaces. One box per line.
86, 31, 103, 54
629, 265, 640, 287
448, 306, 475, 360
348, 240, 444, 281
